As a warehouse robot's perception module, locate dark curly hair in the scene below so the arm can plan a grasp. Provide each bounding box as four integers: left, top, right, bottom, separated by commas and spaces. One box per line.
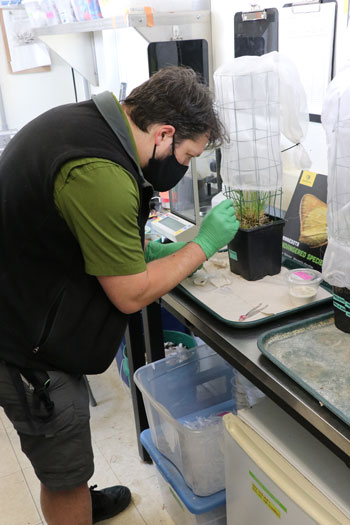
123, 66, 227, 148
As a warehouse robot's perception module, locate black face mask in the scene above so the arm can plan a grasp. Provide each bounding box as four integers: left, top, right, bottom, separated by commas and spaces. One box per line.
142, 140, 188, 192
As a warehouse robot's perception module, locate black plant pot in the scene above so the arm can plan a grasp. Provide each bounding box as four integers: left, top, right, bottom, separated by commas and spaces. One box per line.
228, 218, 285, 281
332, 286, 350, 333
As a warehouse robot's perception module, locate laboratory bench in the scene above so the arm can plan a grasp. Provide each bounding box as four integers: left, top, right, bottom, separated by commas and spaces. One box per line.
124, 287, 350, 467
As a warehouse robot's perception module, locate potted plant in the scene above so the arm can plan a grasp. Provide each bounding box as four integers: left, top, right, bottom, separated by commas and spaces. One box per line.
214, 52, 309, 281
321, 66, 350, 333
226, 189, 285, 281
332, 287, 350, 333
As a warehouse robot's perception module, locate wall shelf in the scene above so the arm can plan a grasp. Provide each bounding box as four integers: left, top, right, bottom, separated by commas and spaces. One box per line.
34, 10, 211, 86
35, 11, 210, 36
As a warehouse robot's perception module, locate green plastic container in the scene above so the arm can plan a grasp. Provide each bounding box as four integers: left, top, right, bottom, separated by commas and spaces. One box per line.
162, 330, 197, 350
122, 331, 197, 383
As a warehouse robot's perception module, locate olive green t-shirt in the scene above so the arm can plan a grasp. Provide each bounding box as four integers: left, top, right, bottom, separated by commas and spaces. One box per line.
54, 157, 147, 276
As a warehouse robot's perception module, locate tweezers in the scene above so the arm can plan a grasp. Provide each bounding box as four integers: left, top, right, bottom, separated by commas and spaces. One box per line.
239, 303, 269, 321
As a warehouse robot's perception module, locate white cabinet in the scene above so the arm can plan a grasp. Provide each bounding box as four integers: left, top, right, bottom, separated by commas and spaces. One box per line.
223, 398, 350, 525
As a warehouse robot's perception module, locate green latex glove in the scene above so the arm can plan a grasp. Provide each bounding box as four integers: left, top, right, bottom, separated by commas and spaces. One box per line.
145, 240, 187, 263
192, 199, 240, 259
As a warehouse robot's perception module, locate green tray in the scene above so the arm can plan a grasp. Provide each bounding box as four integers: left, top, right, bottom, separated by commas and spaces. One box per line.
258, 312, 350, 425
177, 256, 332, 329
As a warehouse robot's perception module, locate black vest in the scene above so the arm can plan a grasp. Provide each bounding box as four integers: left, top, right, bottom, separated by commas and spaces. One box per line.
0, 95, 152, 374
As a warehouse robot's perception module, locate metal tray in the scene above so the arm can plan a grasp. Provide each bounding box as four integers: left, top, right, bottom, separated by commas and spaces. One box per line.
177, 256, 332, 328
258, 313, 350, 425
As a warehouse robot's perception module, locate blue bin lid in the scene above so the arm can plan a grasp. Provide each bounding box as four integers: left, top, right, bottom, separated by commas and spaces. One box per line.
140, 429, 226, 514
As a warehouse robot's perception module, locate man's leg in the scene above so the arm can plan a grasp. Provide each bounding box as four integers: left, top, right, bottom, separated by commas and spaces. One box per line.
41, 482, 92, 525
0, 363, 131, 524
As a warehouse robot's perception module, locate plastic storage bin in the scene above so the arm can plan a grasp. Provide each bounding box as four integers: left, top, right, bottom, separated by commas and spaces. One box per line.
141, 429, 226, 525
134, 344, 236, 496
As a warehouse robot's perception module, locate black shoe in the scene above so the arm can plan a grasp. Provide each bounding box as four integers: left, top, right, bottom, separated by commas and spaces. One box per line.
90, 484, 131, 523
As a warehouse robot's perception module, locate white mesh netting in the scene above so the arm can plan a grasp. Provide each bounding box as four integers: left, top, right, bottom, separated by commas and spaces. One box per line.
321, 65, 350, 289
214, 51, 310, 191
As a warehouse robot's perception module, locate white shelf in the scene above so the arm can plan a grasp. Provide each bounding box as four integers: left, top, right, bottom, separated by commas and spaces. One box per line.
35, 16, 127, 35
34, 10, 211, 86
35, 10, 210, 36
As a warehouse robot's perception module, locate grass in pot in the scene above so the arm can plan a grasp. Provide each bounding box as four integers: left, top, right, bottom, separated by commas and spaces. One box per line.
227, 189, 285, 281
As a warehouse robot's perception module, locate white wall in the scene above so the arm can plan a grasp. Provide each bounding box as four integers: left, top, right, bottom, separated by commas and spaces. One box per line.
92, 0, 212, 98
211, 0, 349, 77
1, 0, 348, 197
0, 0, 210, 130
88, 27, 149, 101
211, 0, 349, 209
0, 22, 80, 130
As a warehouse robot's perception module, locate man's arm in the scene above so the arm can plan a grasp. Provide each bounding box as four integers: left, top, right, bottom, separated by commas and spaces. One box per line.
98, 199, 240, 314
98, 242, 205, 314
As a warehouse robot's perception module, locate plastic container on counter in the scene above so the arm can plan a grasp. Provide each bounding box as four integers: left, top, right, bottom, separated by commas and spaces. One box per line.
286, 268, 322, 306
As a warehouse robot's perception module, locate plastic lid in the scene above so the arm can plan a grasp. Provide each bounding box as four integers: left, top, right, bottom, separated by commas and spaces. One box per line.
287, 268, 322, 285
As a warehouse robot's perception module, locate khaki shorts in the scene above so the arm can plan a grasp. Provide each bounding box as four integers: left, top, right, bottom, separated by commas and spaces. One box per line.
0, 361, 94, 491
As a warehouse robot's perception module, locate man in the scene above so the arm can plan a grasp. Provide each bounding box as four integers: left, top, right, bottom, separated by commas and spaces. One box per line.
0, 66, 239, 524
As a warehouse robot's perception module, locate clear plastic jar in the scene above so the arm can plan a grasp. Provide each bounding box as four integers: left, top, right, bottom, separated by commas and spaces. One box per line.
287, 268, 322, 306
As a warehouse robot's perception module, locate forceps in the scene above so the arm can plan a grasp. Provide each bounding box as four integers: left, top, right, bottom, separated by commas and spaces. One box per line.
239, 303, 269, 322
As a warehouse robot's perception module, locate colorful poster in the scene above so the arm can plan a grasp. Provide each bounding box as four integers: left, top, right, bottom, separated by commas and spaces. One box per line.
282, 171, 328, 272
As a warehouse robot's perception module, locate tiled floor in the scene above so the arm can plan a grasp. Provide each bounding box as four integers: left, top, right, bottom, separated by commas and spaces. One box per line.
0, 362, 174, 524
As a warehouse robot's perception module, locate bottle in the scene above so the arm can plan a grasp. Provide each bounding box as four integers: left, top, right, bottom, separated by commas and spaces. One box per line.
159, 191, 170, 209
